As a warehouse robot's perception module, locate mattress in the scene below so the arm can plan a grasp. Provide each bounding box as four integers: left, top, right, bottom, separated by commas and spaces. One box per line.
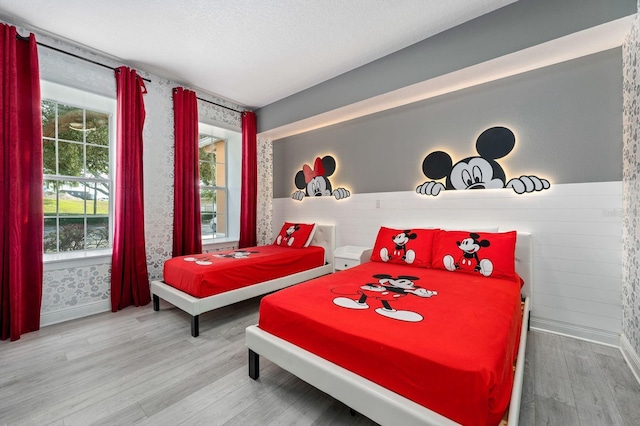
162, 245, 325, 298
257, 261, 522, 426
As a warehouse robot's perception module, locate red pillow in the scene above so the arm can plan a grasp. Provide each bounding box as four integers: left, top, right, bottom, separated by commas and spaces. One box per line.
273, 222, 315, 249
431, 230, 517, 280
369, 227, 438, 268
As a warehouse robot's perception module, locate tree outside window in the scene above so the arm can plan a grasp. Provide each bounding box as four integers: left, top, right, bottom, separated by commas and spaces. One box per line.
42, 82, 115, 254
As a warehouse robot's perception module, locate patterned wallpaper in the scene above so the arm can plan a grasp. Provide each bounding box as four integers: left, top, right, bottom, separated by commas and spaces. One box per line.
257, 136, 273, 245
623, 12, 640, 357
32, 26, 244, 323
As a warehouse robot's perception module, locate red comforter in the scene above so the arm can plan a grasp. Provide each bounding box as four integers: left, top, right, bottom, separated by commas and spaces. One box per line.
258, 261, 522, 425
163, 245, 325, 298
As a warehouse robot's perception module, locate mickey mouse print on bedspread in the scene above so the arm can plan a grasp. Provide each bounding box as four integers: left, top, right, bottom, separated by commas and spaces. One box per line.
416, 126, 550, 196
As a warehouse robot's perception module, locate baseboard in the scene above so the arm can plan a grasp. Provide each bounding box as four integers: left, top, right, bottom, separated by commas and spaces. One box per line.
530, 317, 620, 346
40, 300, 111, 327
621, 335, 640, 386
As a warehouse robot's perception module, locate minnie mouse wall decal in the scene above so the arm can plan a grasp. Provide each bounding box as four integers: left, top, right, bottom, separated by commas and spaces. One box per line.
416, 126, 550, 196
291, 155, 351, 201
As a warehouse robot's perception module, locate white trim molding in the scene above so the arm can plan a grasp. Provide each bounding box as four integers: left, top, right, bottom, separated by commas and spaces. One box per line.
531, 319, 621, 347
40, 300, 111, 327
621, 334, 640, 386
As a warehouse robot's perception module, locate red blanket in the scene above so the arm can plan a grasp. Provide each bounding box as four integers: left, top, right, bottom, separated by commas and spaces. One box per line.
163, 245, 325, 298
258, 262, 522, 425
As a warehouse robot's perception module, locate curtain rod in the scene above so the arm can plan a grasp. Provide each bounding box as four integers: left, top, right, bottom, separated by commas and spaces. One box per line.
16, 34, 152, 83
196, 96, 244, 114
16, 34, 247, 114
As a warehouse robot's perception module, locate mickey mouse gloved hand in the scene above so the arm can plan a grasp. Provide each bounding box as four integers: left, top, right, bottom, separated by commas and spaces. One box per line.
332, 187, 350, 200
416, 181, 445, 196
291, 190, 305, 201
408, 288, 438, 297
506, 175, 550, 194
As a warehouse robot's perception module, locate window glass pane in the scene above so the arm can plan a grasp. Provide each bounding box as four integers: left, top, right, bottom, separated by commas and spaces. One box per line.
57, 141, 83, 177
43, 139, 56, 175
87, 217, 109, 249
41, 100, 56, 138
58, 181, 85, 215
57, 104, 84, 142
215, 163, 225, 187
214, 139, 225, 187
214, 189, 227, 237
199, 159, 214, 186
44, 218, 58, 253
200, 188, 215, 238
44, 180, 58, 216
198, 138, 214, 162
86, 145, 109, 178
85, 111, 109, 146
58, 218, 85, 251
199, 135, 215, 187
85, 182, 109, 215
201, 214, 214, 238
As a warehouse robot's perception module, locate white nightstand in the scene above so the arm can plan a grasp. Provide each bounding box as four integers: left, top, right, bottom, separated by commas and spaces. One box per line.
334, 246, 373, 271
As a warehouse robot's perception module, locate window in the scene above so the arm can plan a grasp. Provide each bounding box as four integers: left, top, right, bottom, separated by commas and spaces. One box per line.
41, 81, 116, 254
199, 123, 228, 239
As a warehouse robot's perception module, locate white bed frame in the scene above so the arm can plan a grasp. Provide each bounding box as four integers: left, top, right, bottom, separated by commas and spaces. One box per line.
151, 224, 335, 337
246, 232, 532, 426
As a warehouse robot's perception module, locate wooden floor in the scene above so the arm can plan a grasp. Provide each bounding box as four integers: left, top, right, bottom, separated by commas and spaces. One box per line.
1, 297, 639, 426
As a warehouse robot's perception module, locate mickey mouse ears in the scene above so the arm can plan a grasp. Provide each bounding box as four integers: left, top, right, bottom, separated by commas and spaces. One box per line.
476, 127, 515, 160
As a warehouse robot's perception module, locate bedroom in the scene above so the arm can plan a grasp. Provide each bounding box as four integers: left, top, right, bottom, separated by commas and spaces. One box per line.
1, 0, 640, 424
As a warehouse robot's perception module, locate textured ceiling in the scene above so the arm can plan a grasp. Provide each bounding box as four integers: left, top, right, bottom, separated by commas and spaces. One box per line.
0, 0, 515, 109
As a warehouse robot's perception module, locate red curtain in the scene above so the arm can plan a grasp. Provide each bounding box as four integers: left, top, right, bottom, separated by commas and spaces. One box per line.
172, 88, 201, 256
0, 25, 43, 341
238, 111, 257, 248
110, 66, 150, 311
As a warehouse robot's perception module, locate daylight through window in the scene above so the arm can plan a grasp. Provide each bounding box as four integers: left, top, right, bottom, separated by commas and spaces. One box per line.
199, 123, 228, 239
42, 81, 116, 254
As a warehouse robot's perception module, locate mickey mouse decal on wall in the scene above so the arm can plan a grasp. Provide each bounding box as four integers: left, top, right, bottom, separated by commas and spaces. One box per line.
416, 126, 550, 196
292, 155, 351, 201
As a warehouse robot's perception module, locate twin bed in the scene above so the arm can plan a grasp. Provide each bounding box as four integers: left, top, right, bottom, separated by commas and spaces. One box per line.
151, 224, 531, 425
150, 224, 335, 337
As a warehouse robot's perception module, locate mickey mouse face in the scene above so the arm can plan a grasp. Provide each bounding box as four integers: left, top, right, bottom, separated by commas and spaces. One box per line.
456, 233, 490, 254
361, 283, 387, 292
286, 225, 300, 236
449, 157, 505, 190
382, 277, 416, 290
374, 274, 420, 290
416, 126, 550, 196
457, 237, 481, 253
392, 231, 415, 247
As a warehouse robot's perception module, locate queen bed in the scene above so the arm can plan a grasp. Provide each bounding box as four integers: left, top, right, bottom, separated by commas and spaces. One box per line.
246, 228, 532, 425
151, 223, 335, 337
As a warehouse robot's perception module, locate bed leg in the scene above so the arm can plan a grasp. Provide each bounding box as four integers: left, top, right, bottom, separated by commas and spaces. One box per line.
249, 349, 260, 380
152, 294, 159, 311
191, 315, 199, 337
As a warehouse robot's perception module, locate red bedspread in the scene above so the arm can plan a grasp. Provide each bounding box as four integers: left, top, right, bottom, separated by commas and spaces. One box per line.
258, 262, 522, 426
163, 245, 325, 298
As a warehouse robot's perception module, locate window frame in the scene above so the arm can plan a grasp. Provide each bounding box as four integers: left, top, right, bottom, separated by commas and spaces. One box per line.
41, 80, 117, 261
198, 122, 229, 240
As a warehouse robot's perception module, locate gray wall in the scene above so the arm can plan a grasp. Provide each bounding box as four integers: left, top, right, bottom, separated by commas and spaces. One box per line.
258, 0, 635, 133
273, 48, 623, 198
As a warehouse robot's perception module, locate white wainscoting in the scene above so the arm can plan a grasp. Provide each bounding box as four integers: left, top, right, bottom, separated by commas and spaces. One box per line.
273, 181, 623, 345
40, 300, 111, 327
